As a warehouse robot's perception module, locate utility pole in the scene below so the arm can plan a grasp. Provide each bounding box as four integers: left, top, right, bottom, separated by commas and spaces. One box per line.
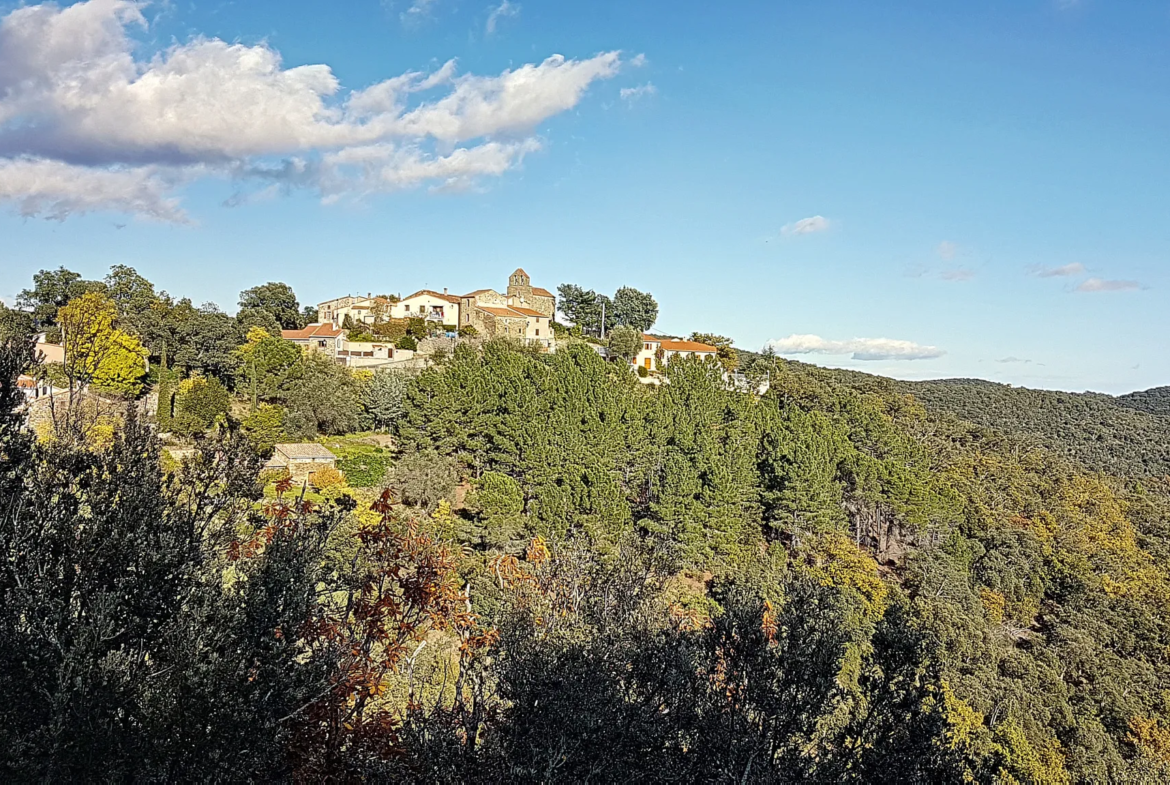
600, 299, 606, 340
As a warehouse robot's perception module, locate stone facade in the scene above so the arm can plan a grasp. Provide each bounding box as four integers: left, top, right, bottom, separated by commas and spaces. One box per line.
505, 268, 556, 318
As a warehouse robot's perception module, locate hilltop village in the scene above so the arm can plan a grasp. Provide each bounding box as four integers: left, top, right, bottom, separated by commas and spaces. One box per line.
289, 268, 720, 377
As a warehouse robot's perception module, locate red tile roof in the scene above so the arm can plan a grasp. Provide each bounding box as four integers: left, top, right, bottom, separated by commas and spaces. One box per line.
17, 375, 37, 389
282, 323, 344, 341
531, 287, 554, 298
403, 289, 461, 304
477, 305, 527, 318
660, 339, 718, 353
462, 289, 494, 298
509, 306, 545, 317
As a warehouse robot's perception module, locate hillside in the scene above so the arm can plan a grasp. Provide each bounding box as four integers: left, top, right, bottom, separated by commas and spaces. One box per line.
1116, 385, 1170, 417
736, 351, 1170, 478
894, 378, 1170, 478
6, 334, 1170, 781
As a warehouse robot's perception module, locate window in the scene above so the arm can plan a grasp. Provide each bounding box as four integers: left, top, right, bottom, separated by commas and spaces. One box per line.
536, 329, 540, 336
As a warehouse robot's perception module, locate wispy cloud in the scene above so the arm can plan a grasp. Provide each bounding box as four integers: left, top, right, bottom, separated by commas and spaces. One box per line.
766, 334, 945, 361
485, 1, 519, 34
620, 83, 656, 104
936, 240, 957, 261
629, 53, 647, 67
401, 0, 439, 25
940, 268, 974, 282
1033, 262, 1086, 278
1076, 278, 1144, 293
0, 0, 626, 221
781, 215, 831, 235
996, 356, 1032, 364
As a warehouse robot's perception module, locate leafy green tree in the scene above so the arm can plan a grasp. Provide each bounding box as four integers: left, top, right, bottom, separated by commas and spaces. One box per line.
385, 450, 460, 512
360, 370, 409, 431
283, 353, 362, 438
612, 286, 658, 332
0, 302, 33, 344
17, 266, 104, 334
171, 375, 231, 435
238, 282, 304, 330
58, 292, 148, 396
607, 324, 642, 362
235, 306, 283, 340
233, 328, 303, 410
241, 403, 287, 451
690, 332, 737, 371
556, 283, 606, 334
396, 335, 418, 351
103, 265, 160, 337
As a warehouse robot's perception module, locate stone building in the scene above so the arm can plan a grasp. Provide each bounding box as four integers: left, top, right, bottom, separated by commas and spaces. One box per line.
505, 268, 556, 318
458, 269, 556, 350
265, 443, 337, 481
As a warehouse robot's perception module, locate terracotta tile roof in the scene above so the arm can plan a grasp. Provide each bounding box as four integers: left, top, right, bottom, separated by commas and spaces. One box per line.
477, 305, 527, 318
513, 268, 529, 277
403, 289, 461, 304
509, 306, 546, 317
531, 287, 554, 298
660, 339, 718, 353
282, 323, 344, 341
17, 375, 37, 389
462, 289, 494, 298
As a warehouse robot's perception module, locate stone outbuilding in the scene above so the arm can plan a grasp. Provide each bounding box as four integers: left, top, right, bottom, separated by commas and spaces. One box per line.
265, 443, 337, 481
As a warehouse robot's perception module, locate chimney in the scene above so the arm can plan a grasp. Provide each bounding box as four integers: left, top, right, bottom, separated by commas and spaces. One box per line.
443, 287, 448, 295
367, 292, 371, 299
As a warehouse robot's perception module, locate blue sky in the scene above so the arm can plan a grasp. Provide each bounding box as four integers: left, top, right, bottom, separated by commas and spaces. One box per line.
1, 0, 1167, 393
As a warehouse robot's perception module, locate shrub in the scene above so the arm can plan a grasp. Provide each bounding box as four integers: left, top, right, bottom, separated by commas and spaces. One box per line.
406, 318, 427, 339
396, 335, 418, 351
637, 365, 650, 378
458, 324, 478, 337
372, 319, 408, 340
385, 450, 459, 512
242, 403, 287, 450
337, 450, 393, 487
309, 466, 345, 491
171, 375, 230, 436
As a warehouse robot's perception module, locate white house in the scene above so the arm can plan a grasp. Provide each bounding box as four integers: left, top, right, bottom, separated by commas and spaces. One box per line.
390, 289, 461, 325
632, 334, 719, 372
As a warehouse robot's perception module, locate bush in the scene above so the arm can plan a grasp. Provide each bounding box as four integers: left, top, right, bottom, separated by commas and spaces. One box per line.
396, 335, 418, 351
337, 449, 393, 487
242, 403, 287, 450
171, 375, 230, 436
458, 324, 478, 338
637, 365, 650, 378
385, 450, 458, 512
372, 319, 408, 341
406, 318, 427, 340
309, 466, 345, 491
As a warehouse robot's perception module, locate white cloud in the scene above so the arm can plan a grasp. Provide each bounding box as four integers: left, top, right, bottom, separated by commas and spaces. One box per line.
940, 268, 974, 282
1034, 262, 1086, 278
620, 82, 656, 103
0, 0, 624, 220
766, 334, 945, 361
936, 240, 957, 261
781, 215, 831, 235
1076, 277, 1144, 292
485, 1, 519, 34
0, 157, 187, 222
996, 356, 1032, 364
629, 53, 647, 67
401, 0, 439, 25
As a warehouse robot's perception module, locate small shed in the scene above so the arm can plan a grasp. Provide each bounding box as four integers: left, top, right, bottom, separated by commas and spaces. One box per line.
266, 443, 337, 481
